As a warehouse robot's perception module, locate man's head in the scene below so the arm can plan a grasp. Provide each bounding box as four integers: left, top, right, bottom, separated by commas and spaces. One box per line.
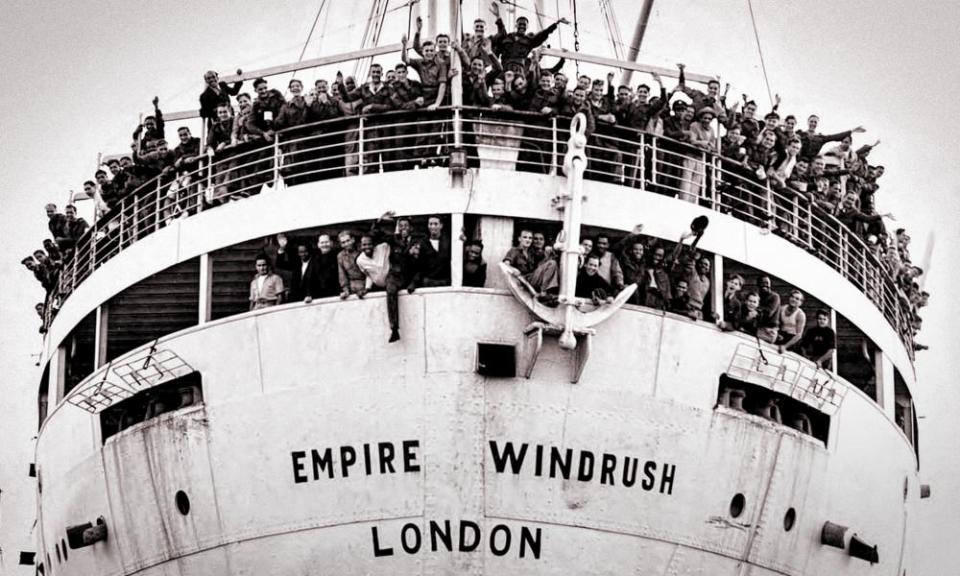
435, 33, 450, 52
725, 273, 744, 293
636, 84, 650, 101
515, 16, 528, 34
839, 135, 852, 150
763, 111, 780, 130
315, 79, 329, 94
707, 79, 720, 98
120, 156, 133, 168
617, 86, 631, 102
397, 218, 411, 237
253, 78, 269, 99
555, 73, 568, 91
697, 107, 716, 126
584, 255, 601, 276
471, 57, 486, 77
204, 70, 219, 88
841, 193, 858, 209
317, 234, 333, 254
760, 130, 776, 149
651, 245, 665, 266
786, 137, 802, 157
33, 249, 49, 264
795, 159, 809, 176
513, 73, 527, 91
758, 275, 772, 294
473, 18, 486, 36
743, 100, 757, 118
338, 230, 355, 250
345, 76, 357, 91
491, 80, 505, 99
787, 289, 804, 308
726, 125, 742, 142
807, 114, 820, 132
629, 241, 644, 262
576, 75, 591, 91
518, 229, 533, 248
288, 79, 303, 95
595, 234, 610, 255
22, 256, 36, 270
107, 158, 121, 174
65, 204, 77, 221
369, 63, 383, 83
811, 156, 825, 175
572, 87, 587, 106
255, 256, 270, 276
465, 239, 483, 262
532, 232, 546, 250
156, 140, 170, 155
815, 309, 830, 327
590, 79, 604, 100
297, 243, 310, 262
744, 291, 760, 311
144, 115, 157, 131
539, 71, 554, 91
238, 93, 253, 110
427, 215, 443, 239
216, 104, 231, 121
84, 180, 97, 198
385, 70, 397, 84
696, 256, 711, 275
675, 279, 689, 297
421, 40, 437, 59
45, 203, 57, 217
360, 235, 375, 257
579, 238, 593, 255
394, 63, 408, 83
784, 115, 797, 132
178, 126, 192, 144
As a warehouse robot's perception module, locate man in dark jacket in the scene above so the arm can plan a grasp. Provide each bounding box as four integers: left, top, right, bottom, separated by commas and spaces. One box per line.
199, 69, 243, 123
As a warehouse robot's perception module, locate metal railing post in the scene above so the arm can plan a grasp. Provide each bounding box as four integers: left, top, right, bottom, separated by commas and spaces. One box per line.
155, 179, 163, 232
118, 196, 126, 251
71, 251, 78, 291
358, 116, 365, 174
638, 132, 646, 192
699, 152, 707, 203
550, 117, 558, 176
90, 221, 98, 271
650, 135, 658, 185
272, 135, 281, 184
839, 231, 848, 277
453, 107, 463, 148
804, 199, 813, 250
765, 182, 775, 231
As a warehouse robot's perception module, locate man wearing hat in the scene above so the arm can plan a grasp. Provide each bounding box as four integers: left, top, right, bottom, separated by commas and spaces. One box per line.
676, 106, 717, 202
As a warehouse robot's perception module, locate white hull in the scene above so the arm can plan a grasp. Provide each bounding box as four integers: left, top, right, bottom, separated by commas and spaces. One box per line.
36, 290, 920, 575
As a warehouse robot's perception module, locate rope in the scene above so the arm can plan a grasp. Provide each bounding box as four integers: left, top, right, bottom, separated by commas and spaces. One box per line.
746, 0, 774, 107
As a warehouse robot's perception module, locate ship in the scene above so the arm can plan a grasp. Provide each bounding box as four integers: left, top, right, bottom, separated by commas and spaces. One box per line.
23, 1, 930, 574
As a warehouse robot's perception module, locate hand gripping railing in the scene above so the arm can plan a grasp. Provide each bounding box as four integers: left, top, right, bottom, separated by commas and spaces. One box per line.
45, 107, 915, 357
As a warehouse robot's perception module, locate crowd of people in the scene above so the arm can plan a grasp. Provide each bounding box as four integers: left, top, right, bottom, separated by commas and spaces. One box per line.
26, 11, 927, 349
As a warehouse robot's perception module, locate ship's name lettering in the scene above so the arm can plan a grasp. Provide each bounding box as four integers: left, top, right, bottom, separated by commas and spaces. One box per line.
291, 440, 420, 483
489, 441, 677, 495
372, 520, 541, 560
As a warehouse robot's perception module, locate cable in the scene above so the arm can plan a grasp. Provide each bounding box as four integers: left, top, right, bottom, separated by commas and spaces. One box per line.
571, 0, 581, 75
746, 0, 774, 107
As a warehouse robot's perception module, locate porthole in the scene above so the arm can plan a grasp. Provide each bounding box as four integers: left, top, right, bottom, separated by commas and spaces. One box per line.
729, 493, 746, 518
784, 507, 797, 531
61, 539, 68, 561
55, 544, 61, 564
175, 490, 191, 515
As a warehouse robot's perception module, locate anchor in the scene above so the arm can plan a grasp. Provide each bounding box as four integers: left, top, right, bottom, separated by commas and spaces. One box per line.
500, 113, 637, 382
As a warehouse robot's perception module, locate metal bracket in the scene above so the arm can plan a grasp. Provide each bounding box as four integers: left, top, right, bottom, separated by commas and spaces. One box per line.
522, 322, 595, 383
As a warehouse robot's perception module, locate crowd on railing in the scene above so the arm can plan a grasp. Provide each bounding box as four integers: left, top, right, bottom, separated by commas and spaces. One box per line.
247, 215, 837, 369
25, 11, 928, 351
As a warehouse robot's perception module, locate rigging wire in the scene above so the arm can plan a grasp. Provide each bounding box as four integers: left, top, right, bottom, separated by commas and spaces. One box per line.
289, 0, 328, 88
571, 0, 581, 75
554, 0, 564, 48
746, 0, 774, 107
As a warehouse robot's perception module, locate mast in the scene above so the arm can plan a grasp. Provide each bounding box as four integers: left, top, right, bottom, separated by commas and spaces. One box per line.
621, 0, 655, 86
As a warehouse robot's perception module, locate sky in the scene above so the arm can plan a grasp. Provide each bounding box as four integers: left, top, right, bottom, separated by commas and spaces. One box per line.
1, 0, 958, 573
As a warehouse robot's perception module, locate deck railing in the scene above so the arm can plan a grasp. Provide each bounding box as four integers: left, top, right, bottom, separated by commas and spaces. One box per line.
45, 107, 915, 355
